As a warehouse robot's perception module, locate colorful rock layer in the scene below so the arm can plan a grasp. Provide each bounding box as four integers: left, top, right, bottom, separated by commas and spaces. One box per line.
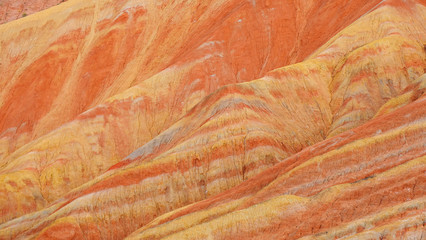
0, 0, 425, 239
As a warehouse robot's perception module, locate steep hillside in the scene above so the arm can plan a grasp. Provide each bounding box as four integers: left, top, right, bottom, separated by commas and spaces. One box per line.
0, 0, 386, 223
0, 0, 384, 164
0, 0, 425, 239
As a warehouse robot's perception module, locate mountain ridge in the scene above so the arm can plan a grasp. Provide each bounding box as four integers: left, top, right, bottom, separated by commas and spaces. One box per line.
0, 0, 425, 239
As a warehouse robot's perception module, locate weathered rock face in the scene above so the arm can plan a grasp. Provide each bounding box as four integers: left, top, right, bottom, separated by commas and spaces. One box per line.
0, 0, 384, 162
0, 0, 425, 239
0, 0, 387, 222
0, 0, 66, 24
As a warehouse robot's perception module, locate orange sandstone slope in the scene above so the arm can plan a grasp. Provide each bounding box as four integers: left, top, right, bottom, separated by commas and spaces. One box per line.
0, 0, 387, 223
0, 0, 425, 239
0, 0, 383, 162
0, 0, 66, 24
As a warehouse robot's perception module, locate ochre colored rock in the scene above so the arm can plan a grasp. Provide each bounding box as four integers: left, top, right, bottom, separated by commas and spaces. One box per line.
0, 0, 425, 239
0, 0, 390, 222
0, 0, 386, 163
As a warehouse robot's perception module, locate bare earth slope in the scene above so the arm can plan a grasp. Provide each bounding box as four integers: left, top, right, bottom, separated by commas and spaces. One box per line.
0, 0, 388, 223
0, 0, 425, 239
